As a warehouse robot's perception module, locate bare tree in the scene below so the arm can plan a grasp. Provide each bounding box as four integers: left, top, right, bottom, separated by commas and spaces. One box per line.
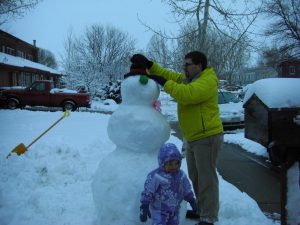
61, 24, 135, 96
142, 0, 262, 53
0, 0, 41, 25
146, 34, 173, 68
255, 45, 292, 72
38, 48, 57, 69
172, 21, 251, 83
263, 0, 300, 58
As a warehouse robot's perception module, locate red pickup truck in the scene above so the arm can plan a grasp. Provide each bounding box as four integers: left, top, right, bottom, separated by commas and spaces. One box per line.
0, 80, 91, 111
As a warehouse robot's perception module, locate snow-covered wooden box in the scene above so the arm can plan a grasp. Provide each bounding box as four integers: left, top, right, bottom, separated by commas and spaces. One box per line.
243, 78, 300, 165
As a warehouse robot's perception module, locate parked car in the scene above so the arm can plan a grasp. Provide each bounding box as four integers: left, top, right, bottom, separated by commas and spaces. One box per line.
158, 90, 244, 130
0, 80, 91, 111
218, 90, 244, 130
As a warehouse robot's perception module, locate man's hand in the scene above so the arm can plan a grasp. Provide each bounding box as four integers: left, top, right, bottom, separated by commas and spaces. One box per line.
131, 54, 153, 69
147, 75, 167, 86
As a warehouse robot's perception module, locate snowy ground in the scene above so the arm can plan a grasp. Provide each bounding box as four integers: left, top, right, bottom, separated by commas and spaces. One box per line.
0, 91, 286, 225
0, 109, 279, 225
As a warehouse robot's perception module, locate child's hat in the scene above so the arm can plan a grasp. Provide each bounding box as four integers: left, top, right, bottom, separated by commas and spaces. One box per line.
158, 143, 182, 167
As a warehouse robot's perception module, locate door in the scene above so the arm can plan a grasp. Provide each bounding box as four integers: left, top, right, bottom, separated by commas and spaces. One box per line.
22, 82, 50, 106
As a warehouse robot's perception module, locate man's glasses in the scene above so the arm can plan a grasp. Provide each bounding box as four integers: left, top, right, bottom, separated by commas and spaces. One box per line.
184, 62, 194, 67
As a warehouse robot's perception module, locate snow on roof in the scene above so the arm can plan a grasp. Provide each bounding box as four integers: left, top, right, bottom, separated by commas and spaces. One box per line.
244, 78, 300, 109
0, 52, 62, 75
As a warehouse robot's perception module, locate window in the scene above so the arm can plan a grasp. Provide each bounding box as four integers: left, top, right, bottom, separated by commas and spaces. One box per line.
31, 82, 46, 91
17, 50, 25, 58
12, 72, 18, 86
19, 72, 31, 86
19, 72, 26, 86
218, 91, 240, 104
27, 54, 33, 61
6, 47, 15, 55
32, 74, 41, 81
289, 66, 296, 75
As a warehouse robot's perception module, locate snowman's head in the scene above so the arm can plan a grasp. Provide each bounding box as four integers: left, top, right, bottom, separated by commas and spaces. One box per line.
121, 75, 160, 106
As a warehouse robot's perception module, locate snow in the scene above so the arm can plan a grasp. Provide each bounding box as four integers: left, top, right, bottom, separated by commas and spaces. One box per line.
286, 162, 300, 225
0, 52, 62, 75
89, 98, 118, 113
0, 110, 278, 225
1, 77, 299, 225
50, 88, 77, 94
224, 132, 268, 158
244, 78, 300, 109
293, 115, 300, 125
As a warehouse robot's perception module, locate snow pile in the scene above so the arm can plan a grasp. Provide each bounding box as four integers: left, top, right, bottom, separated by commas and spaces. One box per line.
244, 78, 300, 109
224, 132, 268, 157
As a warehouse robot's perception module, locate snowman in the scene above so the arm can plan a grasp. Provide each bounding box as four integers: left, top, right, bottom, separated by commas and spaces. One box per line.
92, 75, 186, 224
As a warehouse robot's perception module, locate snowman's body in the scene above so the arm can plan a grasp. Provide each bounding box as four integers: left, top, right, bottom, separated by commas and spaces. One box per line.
92, 76, 186, 224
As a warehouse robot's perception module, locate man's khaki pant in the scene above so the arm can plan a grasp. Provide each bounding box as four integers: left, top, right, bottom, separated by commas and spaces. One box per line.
186, 133, 223, 223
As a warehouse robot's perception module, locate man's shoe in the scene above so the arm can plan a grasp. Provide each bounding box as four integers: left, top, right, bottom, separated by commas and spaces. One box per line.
195, 222, 214, 225
186, 210, 200, 219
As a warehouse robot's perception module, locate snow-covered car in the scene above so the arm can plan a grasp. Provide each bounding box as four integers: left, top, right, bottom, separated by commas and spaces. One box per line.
218, 90, 244, 130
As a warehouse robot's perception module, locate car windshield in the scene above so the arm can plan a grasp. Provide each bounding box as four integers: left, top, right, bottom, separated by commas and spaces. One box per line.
218, 91, 240, 104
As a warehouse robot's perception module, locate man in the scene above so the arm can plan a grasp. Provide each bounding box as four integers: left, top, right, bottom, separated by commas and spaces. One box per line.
131, 51, 223, 225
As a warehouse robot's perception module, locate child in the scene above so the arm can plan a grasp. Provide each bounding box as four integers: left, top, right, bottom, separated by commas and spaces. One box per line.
140, 143, 197, 225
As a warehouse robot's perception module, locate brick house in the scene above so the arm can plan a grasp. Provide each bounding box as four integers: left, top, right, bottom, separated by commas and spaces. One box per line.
0, 29, 62, 88
278, 59, 300, 78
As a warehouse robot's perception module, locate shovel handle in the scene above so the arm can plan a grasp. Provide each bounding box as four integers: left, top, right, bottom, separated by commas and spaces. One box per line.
6, 111, 70, 159
26, 110, 70, 149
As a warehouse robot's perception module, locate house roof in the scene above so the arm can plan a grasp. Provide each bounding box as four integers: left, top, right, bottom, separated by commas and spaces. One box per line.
0, 52, 62, 75
0, 29, 37, 49
278, 58, 300, 66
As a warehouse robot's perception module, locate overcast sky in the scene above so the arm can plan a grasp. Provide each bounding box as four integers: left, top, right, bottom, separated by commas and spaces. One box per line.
2, 0, 268, 65
2, 0, 175, 60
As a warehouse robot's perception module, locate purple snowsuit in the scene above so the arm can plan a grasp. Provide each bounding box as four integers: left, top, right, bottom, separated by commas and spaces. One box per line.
140, 143, 195, 225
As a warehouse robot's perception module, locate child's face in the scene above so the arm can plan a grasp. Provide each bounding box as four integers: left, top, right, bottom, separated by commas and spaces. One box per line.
164, 160, 180, 173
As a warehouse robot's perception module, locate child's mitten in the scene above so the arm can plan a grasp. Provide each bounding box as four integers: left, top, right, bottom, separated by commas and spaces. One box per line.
189, 198, 198, 212
140, 204, 151, 222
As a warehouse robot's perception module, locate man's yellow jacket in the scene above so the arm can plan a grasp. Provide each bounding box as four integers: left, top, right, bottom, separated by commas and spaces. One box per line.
149, 63, 223, 142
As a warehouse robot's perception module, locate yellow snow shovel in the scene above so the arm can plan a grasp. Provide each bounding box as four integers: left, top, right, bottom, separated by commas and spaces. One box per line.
6, 110, 70, 159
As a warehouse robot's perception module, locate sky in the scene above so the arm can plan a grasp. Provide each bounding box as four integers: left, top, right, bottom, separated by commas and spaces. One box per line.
2, 0, 269, 66
0, 77, 299, 224
2, 0, 174, 60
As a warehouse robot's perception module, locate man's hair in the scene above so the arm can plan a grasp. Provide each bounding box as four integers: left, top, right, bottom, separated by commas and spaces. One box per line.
185, 51, 207, 69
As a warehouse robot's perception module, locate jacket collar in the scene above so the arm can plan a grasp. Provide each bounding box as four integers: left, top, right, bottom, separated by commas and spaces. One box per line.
184, 67, 212, 83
